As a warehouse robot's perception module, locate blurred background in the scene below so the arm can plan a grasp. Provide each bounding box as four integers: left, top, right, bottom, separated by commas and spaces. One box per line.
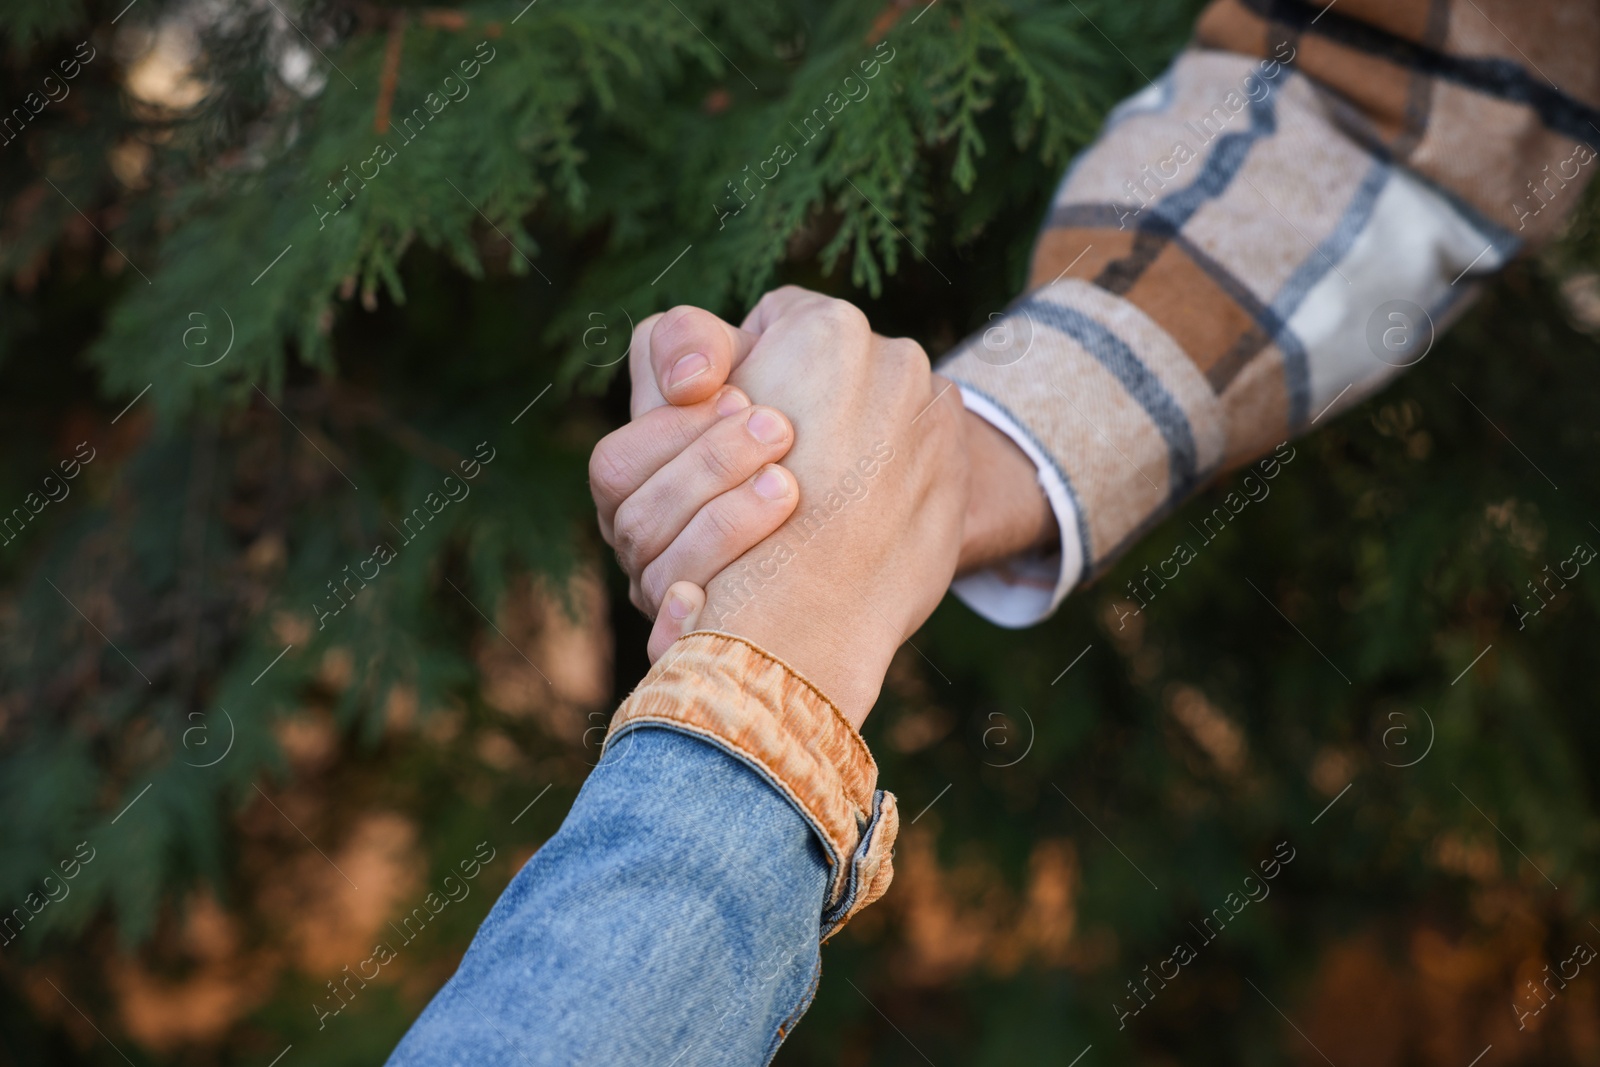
1, 0, 1598, 1064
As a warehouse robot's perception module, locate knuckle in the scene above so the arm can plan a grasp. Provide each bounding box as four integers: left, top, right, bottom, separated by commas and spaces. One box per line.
639, 565, 670, 616
588, 441, 633, 504
701, 497, 748, 548
818, 297, 870, 339
655, 305, 700, 336
695, 431, 746, 485
653, 305, 716, 353
885, 335, 930, 374
759, 284, 808, 311
610, 499, 653, 574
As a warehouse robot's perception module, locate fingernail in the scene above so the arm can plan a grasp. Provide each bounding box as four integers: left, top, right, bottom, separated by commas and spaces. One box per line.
669, 352, 710, 392
715, 387, 749, 417
667, 592, 694, 620
747, 409, 787, 445
753, 467, 790, 500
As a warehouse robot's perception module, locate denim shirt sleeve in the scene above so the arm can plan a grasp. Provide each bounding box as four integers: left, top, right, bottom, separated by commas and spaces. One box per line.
386, 632, 899, 1067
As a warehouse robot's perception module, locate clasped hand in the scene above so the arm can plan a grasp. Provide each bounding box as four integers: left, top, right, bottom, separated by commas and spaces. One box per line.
589, 286, 1051, 725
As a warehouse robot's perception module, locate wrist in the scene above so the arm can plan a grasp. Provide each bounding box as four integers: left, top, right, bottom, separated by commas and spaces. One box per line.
714, 614, 892, 729
695, 516, 921, 729
955, 408, 1056, 574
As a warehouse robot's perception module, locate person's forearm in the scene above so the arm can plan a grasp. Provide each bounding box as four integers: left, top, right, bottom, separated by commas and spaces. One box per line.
940, 0, 1600, 626
386, 731, 827, 1067
956, 409, 1057, 574
386, 633, 898, 1066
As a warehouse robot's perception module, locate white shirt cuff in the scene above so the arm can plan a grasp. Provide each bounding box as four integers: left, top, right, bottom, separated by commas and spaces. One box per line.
948, 384, 1084, 629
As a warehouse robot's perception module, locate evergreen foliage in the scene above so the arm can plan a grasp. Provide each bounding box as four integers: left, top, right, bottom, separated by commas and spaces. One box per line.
1, 0, 1597, 1063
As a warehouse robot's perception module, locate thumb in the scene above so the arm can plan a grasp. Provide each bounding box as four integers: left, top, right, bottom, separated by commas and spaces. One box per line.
643, 306, 760, 414
647, 580, 707, 663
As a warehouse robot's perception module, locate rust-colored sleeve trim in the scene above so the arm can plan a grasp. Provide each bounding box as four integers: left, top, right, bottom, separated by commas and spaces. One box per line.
603, 631, 896, 933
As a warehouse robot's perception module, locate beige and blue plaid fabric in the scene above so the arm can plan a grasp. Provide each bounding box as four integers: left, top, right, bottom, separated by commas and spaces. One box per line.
944, 0, 1600, 626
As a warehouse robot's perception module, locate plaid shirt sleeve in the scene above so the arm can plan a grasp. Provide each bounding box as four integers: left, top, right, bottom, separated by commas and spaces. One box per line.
942, 0, 1600, 627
